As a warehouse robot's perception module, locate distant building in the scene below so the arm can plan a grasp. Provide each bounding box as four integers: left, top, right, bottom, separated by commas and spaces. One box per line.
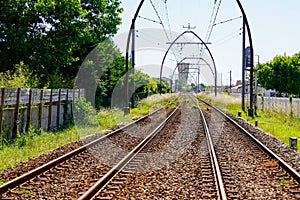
236, 80, 242, 86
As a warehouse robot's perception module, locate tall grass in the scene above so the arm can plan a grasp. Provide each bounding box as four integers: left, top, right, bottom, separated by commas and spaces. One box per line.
0, 127, 79, 173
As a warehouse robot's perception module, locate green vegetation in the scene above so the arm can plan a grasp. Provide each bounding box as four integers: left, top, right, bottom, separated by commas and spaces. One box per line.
0, 127, 80, 173
16, 187, 32, 194
0, 62, 38, 88
0, 94, 178, 173
191, 104, 198, 109
198, 94, 300, 150
0, 0, 171, 109
257, 52, 300, 96
0, 0, 123, 88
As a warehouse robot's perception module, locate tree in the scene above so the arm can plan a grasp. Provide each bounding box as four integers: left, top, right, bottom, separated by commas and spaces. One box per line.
0, 62, 38, 88
0, 0, 123, 88
257, 53, 300, 96
199, 83, 206, 91
74, 39, 127, 109
151, 78, 171, 94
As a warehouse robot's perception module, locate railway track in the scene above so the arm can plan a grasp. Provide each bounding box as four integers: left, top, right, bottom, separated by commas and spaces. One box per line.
0, 106, 175, 199
87, 94, 226, 199
1, 94, 299, 199
198, 97, 300, 199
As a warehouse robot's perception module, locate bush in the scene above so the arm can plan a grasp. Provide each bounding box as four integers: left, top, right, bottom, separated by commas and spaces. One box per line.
0, 62, 38, 88
73, 98, 97, 127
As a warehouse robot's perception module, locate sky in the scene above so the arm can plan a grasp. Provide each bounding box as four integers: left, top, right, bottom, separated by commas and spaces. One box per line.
113, 0, 300, 86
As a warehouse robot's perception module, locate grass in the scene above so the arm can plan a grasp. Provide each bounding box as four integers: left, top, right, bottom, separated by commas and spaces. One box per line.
0, 94, 178, 173
0, 127, 79, 173
198, 93, 300, 151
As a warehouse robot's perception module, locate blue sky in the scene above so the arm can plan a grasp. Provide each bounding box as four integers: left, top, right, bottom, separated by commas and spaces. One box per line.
114, 0, 300, 86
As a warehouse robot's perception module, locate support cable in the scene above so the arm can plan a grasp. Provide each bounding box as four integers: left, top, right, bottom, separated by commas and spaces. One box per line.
149, 0, 180, 63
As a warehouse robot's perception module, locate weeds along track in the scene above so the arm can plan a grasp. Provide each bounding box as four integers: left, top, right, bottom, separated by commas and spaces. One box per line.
199, 98, 300, 199
0, 107, 173, 199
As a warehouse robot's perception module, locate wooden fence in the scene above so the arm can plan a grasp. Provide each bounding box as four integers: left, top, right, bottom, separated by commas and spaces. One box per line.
0, 88, 85, 141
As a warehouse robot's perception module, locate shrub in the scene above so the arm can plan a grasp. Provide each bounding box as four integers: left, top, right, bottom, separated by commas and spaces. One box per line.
73, 98, 97, 127
0, 62, 38, 88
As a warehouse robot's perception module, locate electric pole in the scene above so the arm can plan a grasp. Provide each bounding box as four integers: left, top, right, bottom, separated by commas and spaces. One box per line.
242, 17, 246, 111
229, 70, 232, 94
130, 22, 135, 109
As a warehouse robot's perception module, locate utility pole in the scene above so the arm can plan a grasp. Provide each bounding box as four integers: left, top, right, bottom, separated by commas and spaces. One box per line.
229, 70, 232, 94
130, 22, 135, 109
241, 17, 246, 111
254, 54, 259, 115
221, 73, 223, 93
124, 0, 145, 115
197, 68, 200, 93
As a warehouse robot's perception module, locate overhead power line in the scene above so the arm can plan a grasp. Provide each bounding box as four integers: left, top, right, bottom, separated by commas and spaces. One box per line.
213, 16, 242, 26
138, 16, 162, 24
205, 0, 222, 43
149, 0, 180, 62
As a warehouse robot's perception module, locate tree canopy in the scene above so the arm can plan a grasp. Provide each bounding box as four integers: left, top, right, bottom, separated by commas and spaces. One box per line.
257, 52, 300, 96
0, 0, 123, 87
0, 1, 172, 109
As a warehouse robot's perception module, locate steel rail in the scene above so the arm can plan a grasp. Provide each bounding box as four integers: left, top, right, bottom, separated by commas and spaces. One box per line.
0, 107, 164, 194
190, 95, 227, 200
78, 104, 181, 200
198, 98, 300, 184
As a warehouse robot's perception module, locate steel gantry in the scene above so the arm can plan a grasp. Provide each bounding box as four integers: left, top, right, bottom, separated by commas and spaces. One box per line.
159, 30, 217, 96
124, 0, 254, 116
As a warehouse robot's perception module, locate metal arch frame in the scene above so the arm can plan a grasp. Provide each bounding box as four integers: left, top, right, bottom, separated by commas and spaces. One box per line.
159, 30, 217, 96
124, 0, 145, 113
125, 0, 254, 115
235, 1, 254, 116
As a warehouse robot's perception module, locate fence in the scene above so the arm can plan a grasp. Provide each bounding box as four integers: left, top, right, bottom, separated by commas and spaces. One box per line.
0, 88, 85, 141
257, 96, 300, 117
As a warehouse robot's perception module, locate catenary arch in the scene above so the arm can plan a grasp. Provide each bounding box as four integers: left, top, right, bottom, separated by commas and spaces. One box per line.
159, 30, 217, 96
124, 0, 254, 114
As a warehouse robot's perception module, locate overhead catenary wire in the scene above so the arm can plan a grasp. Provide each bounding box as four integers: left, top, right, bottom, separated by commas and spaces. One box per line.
205, 0, 222, 44
164, 1, 173, 47
212, 28, 242, 47
148, 0, 180, 62
212, 33, 241, 48
213, 16, 242, 26
196, 0, 222, 57
138, 15, 162, 24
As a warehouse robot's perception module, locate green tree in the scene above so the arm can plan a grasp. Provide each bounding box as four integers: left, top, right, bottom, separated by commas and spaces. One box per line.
74, 39, 127, 109
153, 78, 171, 94
96, 55, 127, 109
0, 62, 38, 88
130, 70, 154, 101
257, 54, 300, 96
0, 0, 123, 88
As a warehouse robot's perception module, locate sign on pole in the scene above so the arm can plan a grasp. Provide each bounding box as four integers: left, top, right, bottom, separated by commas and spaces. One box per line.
245, 46, 251, 69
